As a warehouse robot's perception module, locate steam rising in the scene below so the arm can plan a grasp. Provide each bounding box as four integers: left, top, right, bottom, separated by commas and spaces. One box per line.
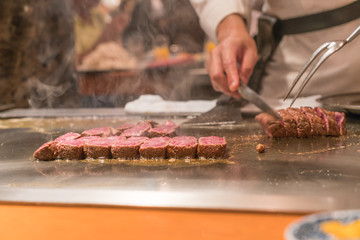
0, 0, 80, 108
0, 0, 209, 109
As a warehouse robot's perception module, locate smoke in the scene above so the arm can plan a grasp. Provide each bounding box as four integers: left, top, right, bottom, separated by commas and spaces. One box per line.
0, 0, 211, 109
27, 77, 73, 108
0, 0, 81, 108
119, 0, 210, 102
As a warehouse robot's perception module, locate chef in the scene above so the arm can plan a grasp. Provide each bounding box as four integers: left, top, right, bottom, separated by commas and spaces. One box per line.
189, 0, 360, 100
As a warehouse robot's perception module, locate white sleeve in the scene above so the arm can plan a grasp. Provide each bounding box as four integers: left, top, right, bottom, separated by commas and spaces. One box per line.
189, 0, 251, 42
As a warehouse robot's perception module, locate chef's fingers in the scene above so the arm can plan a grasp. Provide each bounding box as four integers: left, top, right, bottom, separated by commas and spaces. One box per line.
207, 48, 241, 99
220, 44, 240, 92
238, 41, 258, 85
206, 48, 226, 92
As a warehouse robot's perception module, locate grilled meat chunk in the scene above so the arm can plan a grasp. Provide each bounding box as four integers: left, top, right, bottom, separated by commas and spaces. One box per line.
81, 127, 118, 137
300, 107, 326, 136
54, 132, 81, 142
255, 113, 286, 138
287, 108, 311, 138
167, 136, 198, 159
256, 107, 346, 138
111, 137, 148, 159
83, 137, 122, 159
139, 137, 171, 159
56, 139, 84, 160
33, 141, 57, 161
197, 136, 227, 159
121, 121, 152, 138
315, 107, 340, 136
277, 109, 297, 137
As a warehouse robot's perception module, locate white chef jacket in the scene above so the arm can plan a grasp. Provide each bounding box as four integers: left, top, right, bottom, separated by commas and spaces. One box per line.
190, 0, 360, 99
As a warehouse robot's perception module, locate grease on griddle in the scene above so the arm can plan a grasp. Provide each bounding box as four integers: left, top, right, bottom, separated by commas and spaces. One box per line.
33, 157, 235, 177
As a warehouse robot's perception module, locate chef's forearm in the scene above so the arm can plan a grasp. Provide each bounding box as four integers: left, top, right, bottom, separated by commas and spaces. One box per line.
189, 0, 251, 42
217, 14, 248, 43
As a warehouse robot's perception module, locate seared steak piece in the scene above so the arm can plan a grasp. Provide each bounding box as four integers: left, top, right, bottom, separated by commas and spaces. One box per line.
197, 136, 226, 159
122, 121, 152, 138
147, 126, 176, 138
162, 120, 178, 128
147, 120, 179, 138
116, 123, 135, 134
34, 132, 81, 160
315, 107, 340, 136
83, 138, 117, 159
81, 127, 118, 137
111, 137, 148, 159
335, 111, 347, 135
33, 141, 57, 161
167, 136, 198, 159
287, 108, 311, 138
255, 113, 286, 138
139, 137, 171, 159
77, 136, 101, 143
54, 132, 81, 142
104, 136, 126, 142
56, 139, 84, 160
278, 109, 297, 137
256, 107, 346, 138
300, 107, 326, 136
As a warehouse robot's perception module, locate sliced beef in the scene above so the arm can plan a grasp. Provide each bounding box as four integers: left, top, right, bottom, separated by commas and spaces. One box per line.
121, 121, 152, 138
111, 137, 148, 159
139, 137, 171, 159
147, 120, 178, 138
277, 109, 297, 137
33, 141, 57, 161
81, 127, 118, 137
255, 113, 286, 138
54, 132, 80, 142
162, 120, 178, 128
197, 136, 226, 159
77, 136, 101, 143
104, 136, 126, 142
287, 108, 311, 138
83, 138, 114, 159
256, 107, 346, 138
322, 109, 346, 136
335, 111, 347, 135
116, 123, 135, 134
167, 136, 198, 159
315, 107, 340, 136
56, 139, 84, 160
300, 107, 326, 136
147, 126, 176, 138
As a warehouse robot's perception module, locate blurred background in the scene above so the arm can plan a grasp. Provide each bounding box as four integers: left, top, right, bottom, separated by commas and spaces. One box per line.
0, 0, 220, 109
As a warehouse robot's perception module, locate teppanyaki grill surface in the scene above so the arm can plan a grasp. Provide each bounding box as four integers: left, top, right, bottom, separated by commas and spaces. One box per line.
1, 114, 360, 212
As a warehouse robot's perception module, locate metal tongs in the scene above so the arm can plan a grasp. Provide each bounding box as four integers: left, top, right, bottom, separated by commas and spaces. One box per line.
284, 25, 360, 107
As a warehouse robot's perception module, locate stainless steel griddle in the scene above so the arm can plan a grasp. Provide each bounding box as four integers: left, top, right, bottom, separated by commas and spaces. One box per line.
0, 108, 360, 213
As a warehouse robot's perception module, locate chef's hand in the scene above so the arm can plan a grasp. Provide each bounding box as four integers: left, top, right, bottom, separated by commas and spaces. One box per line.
207, 14, 258, 99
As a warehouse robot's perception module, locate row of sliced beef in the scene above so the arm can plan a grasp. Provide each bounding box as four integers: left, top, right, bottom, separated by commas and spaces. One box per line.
255, 107, 346, 138
80, 120, 179, 138
33, 120, 227, 161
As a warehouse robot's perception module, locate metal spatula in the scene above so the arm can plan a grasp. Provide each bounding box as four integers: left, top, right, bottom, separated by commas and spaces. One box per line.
182, 94, 246, 126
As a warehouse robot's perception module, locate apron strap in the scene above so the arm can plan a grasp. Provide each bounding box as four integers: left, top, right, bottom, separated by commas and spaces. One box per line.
275, 0, 360, 37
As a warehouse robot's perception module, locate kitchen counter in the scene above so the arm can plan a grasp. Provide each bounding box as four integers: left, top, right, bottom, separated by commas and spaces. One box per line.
0, 203, 304, 240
